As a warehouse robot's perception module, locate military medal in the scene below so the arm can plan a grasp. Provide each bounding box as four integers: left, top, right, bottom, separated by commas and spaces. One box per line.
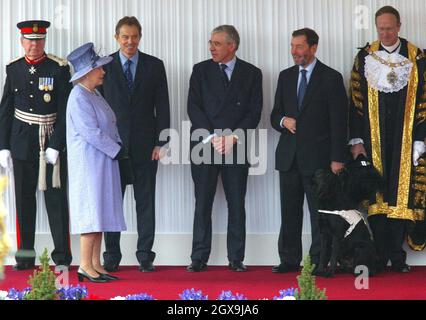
39, 78, 44, 90
29, 66, 36, 74
44, 93, 51, 103
39, 78, 54, 91
48, 78, 54, 91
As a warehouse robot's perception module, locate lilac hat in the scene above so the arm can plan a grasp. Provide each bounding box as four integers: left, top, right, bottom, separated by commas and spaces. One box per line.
67, 42, 112, 82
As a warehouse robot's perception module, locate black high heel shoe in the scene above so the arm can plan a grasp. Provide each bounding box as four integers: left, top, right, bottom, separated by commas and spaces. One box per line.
77, 268, 108, 283
96, 272, 119, 281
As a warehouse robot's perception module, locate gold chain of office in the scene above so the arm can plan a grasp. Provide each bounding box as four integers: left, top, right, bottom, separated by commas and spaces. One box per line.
370, 51, 412, 85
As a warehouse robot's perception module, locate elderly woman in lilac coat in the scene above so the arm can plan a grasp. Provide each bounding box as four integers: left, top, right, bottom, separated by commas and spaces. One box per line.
66, 43, 126, 283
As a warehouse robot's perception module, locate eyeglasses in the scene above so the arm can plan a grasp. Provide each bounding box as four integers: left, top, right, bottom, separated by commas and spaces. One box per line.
208, 40, 224, 48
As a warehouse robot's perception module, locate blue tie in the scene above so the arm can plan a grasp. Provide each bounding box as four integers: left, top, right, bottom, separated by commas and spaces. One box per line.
124, 59, 134, 92
298, 69, 308, 111
220, 64, 229, 87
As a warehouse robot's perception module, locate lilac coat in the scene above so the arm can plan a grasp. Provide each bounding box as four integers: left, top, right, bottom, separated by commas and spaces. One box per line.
66, 84, 126, 234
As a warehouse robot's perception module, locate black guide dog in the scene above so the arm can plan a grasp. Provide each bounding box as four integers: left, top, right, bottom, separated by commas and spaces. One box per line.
313, 155, 383, 278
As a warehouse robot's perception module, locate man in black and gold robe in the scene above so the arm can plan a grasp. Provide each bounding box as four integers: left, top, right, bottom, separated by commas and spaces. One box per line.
349, 6, 426, 273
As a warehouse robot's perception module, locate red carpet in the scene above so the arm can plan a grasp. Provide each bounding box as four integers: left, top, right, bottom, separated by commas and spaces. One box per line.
1, 266, 426, 300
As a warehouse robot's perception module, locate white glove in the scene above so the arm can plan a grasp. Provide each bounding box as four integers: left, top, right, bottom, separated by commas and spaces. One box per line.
413, 141, 426, 166
0, 150, 13, 170
45, 148, 59, 165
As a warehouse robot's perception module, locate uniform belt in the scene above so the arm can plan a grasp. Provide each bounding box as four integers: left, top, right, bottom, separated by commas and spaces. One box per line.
14, 108, 61, 191
14, 108, 57, 125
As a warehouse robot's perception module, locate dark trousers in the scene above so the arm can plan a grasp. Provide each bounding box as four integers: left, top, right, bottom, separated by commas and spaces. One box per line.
368, 214, 408, 268
190, 164, 248, 263
278, 162, 321, 266
104, 160, 158, 265
13, 157, 72, 266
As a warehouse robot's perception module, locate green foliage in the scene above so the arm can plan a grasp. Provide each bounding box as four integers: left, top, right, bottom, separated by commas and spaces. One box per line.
294, 255, 327, 300
25, 248, 57, 300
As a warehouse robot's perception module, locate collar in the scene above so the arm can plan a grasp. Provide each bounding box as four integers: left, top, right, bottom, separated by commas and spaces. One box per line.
119, 50, 139, 66
299, 57, 317, 74
381, 38, 401, 54
219, 56, 237, 72
25, 53, 47, 65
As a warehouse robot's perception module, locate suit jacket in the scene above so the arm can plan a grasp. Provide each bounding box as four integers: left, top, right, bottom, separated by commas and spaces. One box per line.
187, 58, 263, 166
270, 60, 348, 175
100, 51, 170, 163
0, 56, 71, 161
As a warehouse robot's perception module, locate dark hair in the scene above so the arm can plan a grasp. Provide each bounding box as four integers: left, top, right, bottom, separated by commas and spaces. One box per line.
212, 25, 240, 50
115, 16, 142, 36
292, 28, 319, 47
375, 6, 401, 25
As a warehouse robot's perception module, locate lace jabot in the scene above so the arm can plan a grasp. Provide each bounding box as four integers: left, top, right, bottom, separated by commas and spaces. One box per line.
364, 50, 413, 93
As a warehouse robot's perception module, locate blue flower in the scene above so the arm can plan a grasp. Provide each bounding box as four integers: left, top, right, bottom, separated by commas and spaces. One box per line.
217, 290, 248, 300
179, 288, 208, 300
273, 288, 297, 300
57, 285, 88, 300
7, 287, 31, 300
125, 293, 155, 300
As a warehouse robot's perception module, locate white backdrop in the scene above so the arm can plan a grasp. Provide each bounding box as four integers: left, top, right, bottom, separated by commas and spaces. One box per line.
1, 0, 425, 265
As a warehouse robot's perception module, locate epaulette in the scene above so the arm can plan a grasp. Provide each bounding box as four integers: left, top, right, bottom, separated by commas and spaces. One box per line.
7, 56, 24, 66
47, 54, 68, 67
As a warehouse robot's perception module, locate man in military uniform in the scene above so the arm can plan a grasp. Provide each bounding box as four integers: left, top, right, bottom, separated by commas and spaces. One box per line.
349, 6, 426, 273
0, 20, 72, 270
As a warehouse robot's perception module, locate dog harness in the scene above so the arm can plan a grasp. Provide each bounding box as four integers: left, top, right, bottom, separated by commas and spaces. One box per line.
318, 209, 367, 238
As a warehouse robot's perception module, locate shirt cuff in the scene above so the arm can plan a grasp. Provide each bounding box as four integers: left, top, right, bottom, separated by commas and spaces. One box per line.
280, 116, 286, 128
203, 133, 217, 144
348, 138, 364, 146
414, 140, 426, 155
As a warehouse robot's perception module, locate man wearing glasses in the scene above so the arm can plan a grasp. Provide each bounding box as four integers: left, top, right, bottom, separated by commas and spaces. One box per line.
187, 25, 262, 273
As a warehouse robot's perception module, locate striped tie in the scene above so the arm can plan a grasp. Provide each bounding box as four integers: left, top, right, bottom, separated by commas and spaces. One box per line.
124, 59, 134, 92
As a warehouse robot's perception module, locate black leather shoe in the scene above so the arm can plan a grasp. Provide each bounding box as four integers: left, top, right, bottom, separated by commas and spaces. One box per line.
272, 263, 300, 273
187, 261, 207, 272
139, 261, 155, 272
13, 263, 35, 271
229, 261, 247, 272
392, 263, 410, 273
97, 272, 119, 281
77, 268, 108, 283
103, 263, 119, 273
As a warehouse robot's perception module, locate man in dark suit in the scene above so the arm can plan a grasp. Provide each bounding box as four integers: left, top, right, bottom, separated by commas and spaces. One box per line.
270, 28, 348, 273
187, 25, 262, 272
100, 16, 170, 272
0, 20, 72, 270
